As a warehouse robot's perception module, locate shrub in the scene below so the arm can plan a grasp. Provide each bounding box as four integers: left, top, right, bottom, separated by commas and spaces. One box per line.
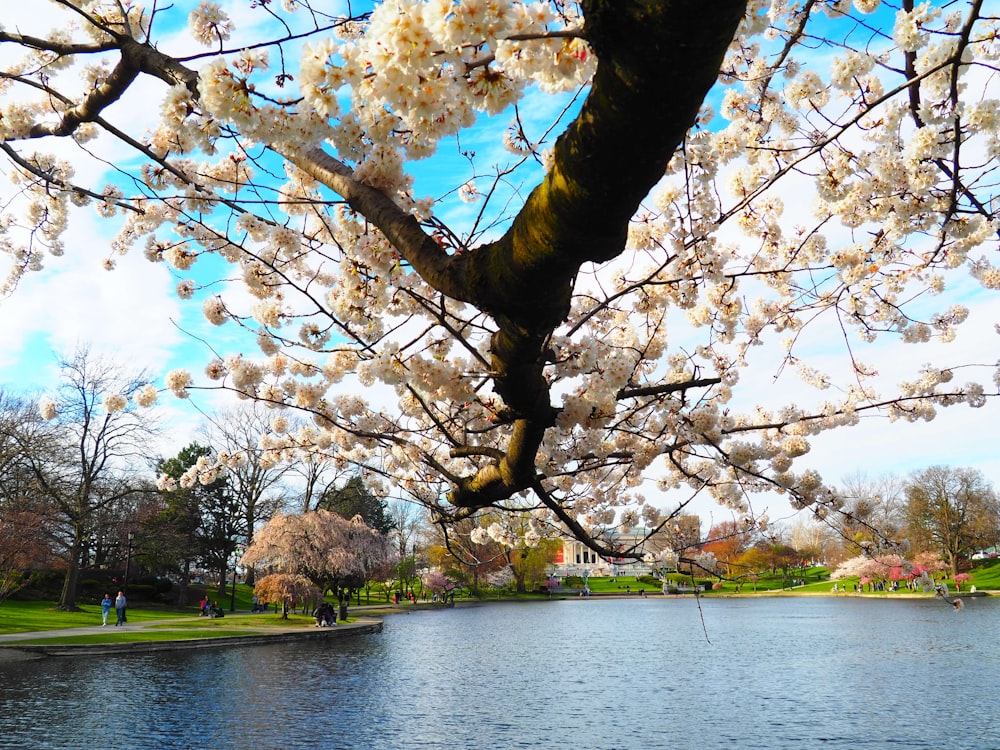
126, 583, 157, 602
10, 569, 64, 600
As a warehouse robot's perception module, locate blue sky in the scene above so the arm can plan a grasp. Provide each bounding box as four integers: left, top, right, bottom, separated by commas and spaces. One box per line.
0, 1, 997, 526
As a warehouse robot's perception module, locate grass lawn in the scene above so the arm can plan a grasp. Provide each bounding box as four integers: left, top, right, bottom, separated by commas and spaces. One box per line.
0, 583, 287, 635
0, 600, 187, 633
0, 602, 363, 646
965, 558, 1000, 589
559, 559, 1000, 597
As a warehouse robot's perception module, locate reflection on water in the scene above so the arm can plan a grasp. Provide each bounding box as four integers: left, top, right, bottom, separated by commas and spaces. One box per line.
2, 596, 997, 750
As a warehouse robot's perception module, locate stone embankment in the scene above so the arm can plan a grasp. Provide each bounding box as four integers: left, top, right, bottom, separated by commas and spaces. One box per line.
0, 616, 383, 663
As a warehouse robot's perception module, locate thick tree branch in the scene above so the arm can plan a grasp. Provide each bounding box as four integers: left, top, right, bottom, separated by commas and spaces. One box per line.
6, 1, 746, 517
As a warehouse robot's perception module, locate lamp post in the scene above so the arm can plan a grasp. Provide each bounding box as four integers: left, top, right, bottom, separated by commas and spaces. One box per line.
229, 548, 241, 612
123, 531, 134, 592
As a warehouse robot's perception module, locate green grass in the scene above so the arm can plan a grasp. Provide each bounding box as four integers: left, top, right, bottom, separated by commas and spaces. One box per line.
710, 559, 1000, 595
564, 559, 1000, 596
146, 613, 319, 630
966, 558, 1000, 589
0, 596, 365, 647
0, 582, 281, 634
0, 600, 183, 633
580, 576, 660, 594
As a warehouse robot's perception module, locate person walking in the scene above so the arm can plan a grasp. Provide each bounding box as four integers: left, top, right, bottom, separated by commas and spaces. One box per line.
100, 593, 113, 626
114, 590, 127, 626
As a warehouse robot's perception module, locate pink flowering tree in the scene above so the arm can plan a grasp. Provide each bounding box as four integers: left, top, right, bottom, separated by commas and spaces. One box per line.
3, 2, 999, 564
241, 510, 396, 606
831, 554, 908, 586
253, 573, 322, 619
486, 566, 516, 595
911, 551, 949, 579
422, 570, 451, 598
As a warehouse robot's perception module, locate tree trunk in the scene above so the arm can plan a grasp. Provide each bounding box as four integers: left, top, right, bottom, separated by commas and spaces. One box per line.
57, 561, 81, 611
175, 560, 192, 607
57, 533, 83, 611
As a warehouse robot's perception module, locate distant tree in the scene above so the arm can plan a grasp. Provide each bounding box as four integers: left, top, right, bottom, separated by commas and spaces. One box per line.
749, 543, 802, 588
506, 537, 561, 594
486, 566, 517, 595
480, 513, 563, 593
200, 405, 289, 585
392, 555, 420, 600
285, 442, 351, 513
28, 348, 158, 610
148, 443, 230, 605
0, 392, 58, 602
904, 467, 1000, 578
241, 510, 396, 607
425, 515, 508, 594
910, 551, 949, 578
422, 570, 451, 599
253, 573, 322, 619
786, 517, 840, 567
830, 554, 906, 585
318, 475, 393, 536
701, 520, 754, 576
836, 472, 908, 554
386, 499, 426, 560
733, 547, 770, 592
0, 509, 53, 604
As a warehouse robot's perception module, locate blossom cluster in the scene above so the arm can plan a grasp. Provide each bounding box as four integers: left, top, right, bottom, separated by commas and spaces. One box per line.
1, 0, 997, 557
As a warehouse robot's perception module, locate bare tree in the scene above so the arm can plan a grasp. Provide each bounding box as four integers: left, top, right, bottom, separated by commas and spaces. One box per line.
200, 404, 290, 585
836, 472, 909, 554
288, 452, 351, 514
387, 498, 427, 560
905, 466, 1000, 578
22, 348, 158, 609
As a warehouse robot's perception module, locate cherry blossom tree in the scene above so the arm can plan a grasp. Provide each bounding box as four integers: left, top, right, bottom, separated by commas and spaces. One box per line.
831, 552, 907, 583
2, 1, 999, 566
253, 573, 322, 618
241, 509, 396, 605
422, 569, 451, 598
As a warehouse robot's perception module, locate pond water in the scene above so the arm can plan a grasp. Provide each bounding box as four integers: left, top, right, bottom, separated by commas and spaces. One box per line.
1, 596, 997, 750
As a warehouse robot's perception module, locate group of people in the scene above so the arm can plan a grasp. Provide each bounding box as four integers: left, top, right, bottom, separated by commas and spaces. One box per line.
312, 602, 337, 627
100, 591, 128, 626
100, 590, 342, 627
199, 597, 225, 618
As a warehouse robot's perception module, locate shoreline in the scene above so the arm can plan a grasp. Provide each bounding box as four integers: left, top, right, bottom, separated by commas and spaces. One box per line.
0, 617, 383, 664
2, 590, 993, 664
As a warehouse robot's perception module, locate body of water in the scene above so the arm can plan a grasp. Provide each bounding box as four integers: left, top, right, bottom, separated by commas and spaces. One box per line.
1, 596, 997, 749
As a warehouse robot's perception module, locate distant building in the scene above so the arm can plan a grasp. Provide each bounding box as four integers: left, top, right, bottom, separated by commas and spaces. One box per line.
549, 516, 701, 577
